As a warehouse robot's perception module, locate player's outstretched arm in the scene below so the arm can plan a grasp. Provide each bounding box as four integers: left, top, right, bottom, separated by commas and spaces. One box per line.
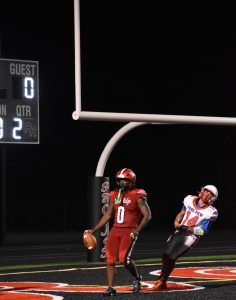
85, 203, 114, 234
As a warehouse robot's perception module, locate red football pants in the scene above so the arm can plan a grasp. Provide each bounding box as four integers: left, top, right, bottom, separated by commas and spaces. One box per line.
105, 227, 136, 266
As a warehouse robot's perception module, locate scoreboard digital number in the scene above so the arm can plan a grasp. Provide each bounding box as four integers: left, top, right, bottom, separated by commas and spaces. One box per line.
0, 58, 39, 144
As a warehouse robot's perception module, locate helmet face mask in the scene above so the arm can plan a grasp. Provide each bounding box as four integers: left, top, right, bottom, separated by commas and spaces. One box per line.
116, 179, 130, 191
199, 185, 218, 205
116, 168, 136, 191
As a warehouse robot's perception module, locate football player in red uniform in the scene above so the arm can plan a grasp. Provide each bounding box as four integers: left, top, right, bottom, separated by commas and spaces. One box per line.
85, 168, 152, 296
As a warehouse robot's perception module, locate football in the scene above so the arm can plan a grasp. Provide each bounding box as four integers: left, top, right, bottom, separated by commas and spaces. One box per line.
83, 231, 97, 250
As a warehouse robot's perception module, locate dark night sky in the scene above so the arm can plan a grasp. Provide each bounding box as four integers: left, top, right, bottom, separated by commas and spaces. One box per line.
1, 1, 236, 232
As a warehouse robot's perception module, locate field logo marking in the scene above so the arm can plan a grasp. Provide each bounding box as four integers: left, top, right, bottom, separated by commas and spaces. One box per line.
0, 279, 204, 299
150, 266, 236, 279
2, 266, 235, 298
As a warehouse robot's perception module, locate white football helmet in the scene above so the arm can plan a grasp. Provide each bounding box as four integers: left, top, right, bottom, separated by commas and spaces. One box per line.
203, 185, 218, 204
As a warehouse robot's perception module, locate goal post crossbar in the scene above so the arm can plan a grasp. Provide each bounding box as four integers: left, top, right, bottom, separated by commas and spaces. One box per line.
73, 1, 236, 127
73, 110, 236, 126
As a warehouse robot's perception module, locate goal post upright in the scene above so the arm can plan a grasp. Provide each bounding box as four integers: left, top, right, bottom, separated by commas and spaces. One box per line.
73, 0, 81, 120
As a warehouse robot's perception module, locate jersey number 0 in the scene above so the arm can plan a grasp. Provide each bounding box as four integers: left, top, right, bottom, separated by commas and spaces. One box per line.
117, 206, 125, 224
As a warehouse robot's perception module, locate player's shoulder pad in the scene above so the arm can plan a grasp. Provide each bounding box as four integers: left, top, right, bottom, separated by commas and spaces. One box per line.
109, 190, 117, 198
134, 188, 147, 197
209, 206, 218, 220
183, 195, 194, 204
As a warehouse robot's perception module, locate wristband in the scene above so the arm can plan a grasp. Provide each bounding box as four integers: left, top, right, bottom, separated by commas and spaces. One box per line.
193, 227, 204, 236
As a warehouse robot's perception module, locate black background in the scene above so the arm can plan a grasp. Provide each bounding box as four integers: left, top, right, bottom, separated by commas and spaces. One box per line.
0, 1, 236, 234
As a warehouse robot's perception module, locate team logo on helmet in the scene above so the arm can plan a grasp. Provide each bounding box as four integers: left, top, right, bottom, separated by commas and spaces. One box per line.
116, 168, 136, 191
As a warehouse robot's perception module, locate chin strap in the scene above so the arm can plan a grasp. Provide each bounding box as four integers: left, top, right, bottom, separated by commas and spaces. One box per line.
115, 189, 122, 204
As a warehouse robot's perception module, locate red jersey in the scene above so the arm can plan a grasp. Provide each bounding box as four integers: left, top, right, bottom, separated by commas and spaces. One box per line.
109, 188, 147, 228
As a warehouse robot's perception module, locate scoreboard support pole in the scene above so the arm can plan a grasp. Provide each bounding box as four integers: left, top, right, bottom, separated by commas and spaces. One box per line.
0, 148, 6, 245
0, 37, 6, 246
87, 177, 110, 262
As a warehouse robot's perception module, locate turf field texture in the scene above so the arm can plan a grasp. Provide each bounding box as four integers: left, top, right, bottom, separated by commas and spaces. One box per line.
0, 229, 235, 299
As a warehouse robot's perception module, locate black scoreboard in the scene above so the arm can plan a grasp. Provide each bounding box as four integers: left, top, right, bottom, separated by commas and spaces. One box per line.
0, 58, 39, 144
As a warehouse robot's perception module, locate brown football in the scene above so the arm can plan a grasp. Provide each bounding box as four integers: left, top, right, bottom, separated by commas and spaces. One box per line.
83, 231, 97, 250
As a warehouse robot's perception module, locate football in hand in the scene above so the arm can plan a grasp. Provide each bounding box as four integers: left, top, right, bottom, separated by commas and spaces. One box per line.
83, 231, 97, 250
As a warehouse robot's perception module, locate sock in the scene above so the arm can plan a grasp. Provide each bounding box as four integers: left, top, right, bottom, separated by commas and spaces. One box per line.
125, 259, 139, 278
160, 253, 175, 280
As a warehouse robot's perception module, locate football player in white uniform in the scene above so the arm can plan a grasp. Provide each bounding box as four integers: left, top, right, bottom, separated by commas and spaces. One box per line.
153, 185, 218, 290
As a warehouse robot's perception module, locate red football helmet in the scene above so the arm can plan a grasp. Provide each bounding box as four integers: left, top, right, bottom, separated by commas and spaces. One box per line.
116, 168, 136, 190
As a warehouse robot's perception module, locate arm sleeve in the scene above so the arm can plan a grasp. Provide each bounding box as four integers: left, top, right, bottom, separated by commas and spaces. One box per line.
200, 218, 214, 234
193, 219, 214, 236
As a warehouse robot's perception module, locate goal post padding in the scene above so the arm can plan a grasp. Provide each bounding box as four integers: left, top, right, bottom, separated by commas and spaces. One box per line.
87, 176, 110, 262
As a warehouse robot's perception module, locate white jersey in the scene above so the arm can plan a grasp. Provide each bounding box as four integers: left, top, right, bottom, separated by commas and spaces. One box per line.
165, 195, 218, 259
181, 195, 218, 230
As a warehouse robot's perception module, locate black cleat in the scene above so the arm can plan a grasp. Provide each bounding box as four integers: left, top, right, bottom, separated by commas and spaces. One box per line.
133, 275, 142, 294
102, 286, 117, 297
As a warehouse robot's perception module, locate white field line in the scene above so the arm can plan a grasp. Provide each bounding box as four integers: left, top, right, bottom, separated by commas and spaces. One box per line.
0, 259, 236, 275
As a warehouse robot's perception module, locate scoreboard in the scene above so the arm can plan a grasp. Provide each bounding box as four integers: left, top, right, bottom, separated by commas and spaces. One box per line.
0, 58, 39, 144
